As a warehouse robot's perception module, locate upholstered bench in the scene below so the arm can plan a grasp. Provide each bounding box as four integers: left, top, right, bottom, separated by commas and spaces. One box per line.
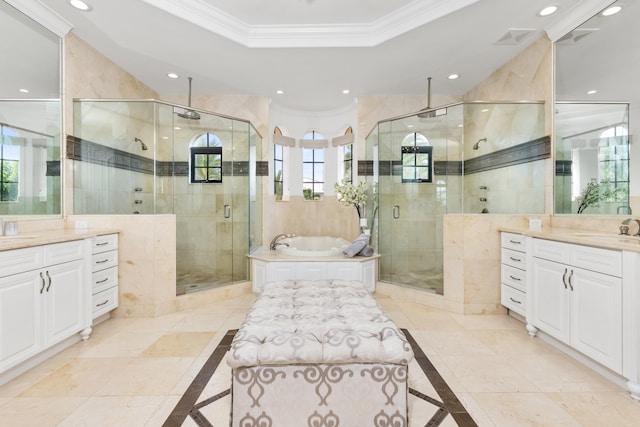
226, 279, 414, 426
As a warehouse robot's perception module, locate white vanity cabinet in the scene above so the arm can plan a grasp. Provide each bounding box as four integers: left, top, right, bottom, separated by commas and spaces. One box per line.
90, 234, 119, 319
0, 240, 89, 374
530, 238, 622, 373
500, 232, 527, 316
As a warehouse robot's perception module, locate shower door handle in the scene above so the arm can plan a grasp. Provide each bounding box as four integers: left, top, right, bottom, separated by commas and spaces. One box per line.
393, 205, 400, 219
224, 204, 231, 218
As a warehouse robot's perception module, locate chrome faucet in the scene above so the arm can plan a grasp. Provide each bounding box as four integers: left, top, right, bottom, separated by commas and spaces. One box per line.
270, 233, 295, 250
620, 218, 640, 236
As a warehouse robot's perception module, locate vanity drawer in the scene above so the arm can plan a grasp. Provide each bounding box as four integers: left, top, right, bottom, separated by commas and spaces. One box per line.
501, 284, 526, 316
92, 234, 118, 254
501, 233, 526, 252
92, 286, 118, 319
91, 251, 118, 272
92, 266, 118, 294
501, 248, 526, 269
532, 238, 571, 264
571, 244, 621, 277
43, 239, 85, 266
501, 264, 526, 292
0, 246, 43, 277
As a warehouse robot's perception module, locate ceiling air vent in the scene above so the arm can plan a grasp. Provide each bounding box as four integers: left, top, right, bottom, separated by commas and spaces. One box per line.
494, 28, 536, 45
555, 28, 598, 45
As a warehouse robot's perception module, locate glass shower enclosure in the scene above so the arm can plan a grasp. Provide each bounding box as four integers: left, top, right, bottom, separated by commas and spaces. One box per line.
72, 100, 262, 294
365, 101, 545, 295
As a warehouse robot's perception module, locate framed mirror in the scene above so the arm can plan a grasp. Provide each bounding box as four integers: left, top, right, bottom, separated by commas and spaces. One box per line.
554, 0, 638, 215
0, 1, 62, 216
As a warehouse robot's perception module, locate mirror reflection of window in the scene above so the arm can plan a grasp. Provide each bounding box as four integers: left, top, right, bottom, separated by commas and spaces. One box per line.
0, 126, 19, 202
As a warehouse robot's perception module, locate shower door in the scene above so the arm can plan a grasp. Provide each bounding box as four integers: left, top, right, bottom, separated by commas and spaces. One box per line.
173, 111, 248, 293
376, 109, 459, 295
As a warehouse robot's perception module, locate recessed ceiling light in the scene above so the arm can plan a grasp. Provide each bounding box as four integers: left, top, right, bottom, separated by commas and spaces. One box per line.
539, 6, 558, 16
19, 88, 29, 93
69, 0, 91, 11
448, 74, 459, 80
342, 89, 350, 94
276, 90, 284, 95
174, 126, 181, 130
481, 108, 489, 113
407, 124, 414, 128
587, 90, 597, 95
602, 6, 622, 16
167, 73, 179, 79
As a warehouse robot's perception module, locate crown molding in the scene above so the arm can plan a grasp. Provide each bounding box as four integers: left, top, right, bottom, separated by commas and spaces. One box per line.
545, 0, 613, 42
7, 0, 73, 37
140, 0, 480, 48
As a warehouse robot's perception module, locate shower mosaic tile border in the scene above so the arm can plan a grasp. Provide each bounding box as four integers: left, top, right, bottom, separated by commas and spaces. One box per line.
162, 329, 477, 427
358, 135, 550, 177
66, 135, 268, 177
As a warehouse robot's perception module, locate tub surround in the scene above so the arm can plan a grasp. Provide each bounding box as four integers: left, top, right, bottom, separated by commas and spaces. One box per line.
249, 247, 378, 293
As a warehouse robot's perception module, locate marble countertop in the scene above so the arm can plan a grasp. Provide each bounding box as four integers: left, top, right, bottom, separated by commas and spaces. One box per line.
499, 226, 640, 252
0, 228, 119, 252
249, 247, 379, 262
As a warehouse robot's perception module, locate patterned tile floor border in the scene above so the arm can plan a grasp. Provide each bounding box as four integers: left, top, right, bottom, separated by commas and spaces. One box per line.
163, 329, 478, 427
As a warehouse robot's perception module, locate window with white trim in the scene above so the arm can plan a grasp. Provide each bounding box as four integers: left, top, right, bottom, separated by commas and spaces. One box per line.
302, 130, 325, 200
401, 132, 433, 183
190, 132, 222, 183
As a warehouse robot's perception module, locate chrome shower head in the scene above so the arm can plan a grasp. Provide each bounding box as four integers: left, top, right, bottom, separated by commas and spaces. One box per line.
472, 137, 487, 150
134, 137, 148, 151
176, 77, 201, 120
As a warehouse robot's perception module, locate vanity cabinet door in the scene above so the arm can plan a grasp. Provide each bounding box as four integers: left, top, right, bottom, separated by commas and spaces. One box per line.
0, 271, 42, 372
570, 268, 622, 372
44, 259, 86, 347
531, 257, 571, 343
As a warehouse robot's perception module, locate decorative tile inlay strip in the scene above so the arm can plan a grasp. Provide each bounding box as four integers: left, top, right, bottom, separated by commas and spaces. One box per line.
163, 328, 476, 427
359, 136, 550, 178
463, 135, 551, 175
46, 160, 60, 176
256, 161, 269, 176
66, 135, 253, 177
555, 160, 572, 176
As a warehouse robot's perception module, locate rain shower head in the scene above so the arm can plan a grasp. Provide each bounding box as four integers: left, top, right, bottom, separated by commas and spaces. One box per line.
472, 138, 487, 150
417, 77, 434, 118
134, 137, 148, 151
176, 77, 201, 120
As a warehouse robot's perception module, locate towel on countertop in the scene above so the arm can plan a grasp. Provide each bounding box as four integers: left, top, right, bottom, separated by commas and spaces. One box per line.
343, 233, 371, 258
357, 244, 374, 257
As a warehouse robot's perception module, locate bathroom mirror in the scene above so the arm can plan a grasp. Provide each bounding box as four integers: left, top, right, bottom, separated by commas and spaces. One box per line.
0, 1, 62, 216
554, 0, 637, 215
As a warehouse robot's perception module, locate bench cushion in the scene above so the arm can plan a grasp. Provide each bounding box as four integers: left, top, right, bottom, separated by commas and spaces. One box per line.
226, 279, 414, 368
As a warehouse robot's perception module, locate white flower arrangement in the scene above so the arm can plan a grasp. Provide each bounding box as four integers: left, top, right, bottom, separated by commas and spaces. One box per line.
334, 179, 368, 218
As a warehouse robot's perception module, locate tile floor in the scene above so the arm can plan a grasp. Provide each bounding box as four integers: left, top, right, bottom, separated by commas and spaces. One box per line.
1, 289, 639, 426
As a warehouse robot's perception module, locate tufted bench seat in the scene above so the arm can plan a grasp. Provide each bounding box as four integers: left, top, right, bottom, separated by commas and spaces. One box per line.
226, 279, 414, 426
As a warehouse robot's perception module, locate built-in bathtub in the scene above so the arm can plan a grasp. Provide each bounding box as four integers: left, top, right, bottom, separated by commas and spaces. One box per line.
276, 236, 349, 257
249, 235, 378, 293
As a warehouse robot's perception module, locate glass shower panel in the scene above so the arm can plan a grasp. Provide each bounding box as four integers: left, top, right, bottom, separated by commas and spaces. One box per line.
231, 119, 250, 283
174, 110, 236, 293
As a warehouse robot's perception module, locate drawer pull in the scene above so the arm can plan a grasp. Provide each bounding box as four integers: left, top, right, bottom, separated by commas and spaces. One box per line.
562, 268, 568, 289
96, 299, 109, 307
96, 242, 109, 246
96, 277, 109, 284
509, 275, 521, 281
39, 272, 45, 294
509, 240, 522, 244
509, 256, 522, 262
46, 271, 52, 292
509, 297, 522, 304
95, 259, 109, 264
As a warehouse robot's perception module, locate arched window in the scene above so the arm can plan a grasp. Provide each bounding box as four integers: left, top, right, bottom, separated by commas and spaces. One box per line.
190, 132, 222, 183
401, 132, 432, 183
302, 130, 325, 200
